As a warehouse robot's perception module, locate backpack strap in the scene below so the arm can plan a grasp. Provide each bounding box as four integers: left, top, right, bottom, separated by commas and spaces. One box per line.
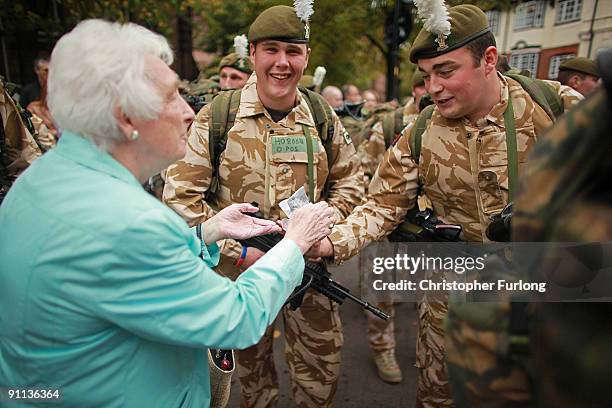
505, 73, 563, 121
381, 107, 404, 148
503, 96, 519, 201
207, 89, 241, 199
409, 104, 435, 164
299, 87, 336, 195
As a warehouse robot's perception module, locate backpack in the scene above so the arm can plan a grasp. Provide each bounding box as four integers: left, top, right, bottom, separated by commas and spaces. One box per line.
206, 87, 337, 200
388, 74, 566, 242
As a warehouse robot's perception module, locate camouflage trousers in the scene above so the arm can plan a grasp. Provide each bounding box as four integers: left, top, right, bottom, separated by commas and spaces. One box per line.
366, 302, 396, 354
415, 298, 455, 408
237, 290, 343, 408
444, 301, 531, 408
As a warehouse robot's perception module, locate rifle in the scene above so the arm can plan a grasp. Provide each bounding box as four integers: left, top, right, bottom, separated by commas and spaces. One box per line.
238, 212, 389, 321
388, 208, 463, 242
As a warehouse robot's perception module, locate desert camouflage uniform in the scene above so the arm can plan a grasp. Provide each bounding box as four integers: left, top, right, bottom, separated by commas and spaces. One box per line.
30, 114, 57, 152
357, 98, 420, 356
329, 73, 581, 407
1, 81, 42, 202
163, 73, 363, 407
357, 98, 419, 179
446, 85, 611, 408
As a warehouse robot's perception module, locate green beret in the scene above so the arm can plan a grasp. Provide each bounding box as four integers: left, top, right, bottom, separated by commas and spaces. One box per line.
559, 57, 599, 78
248, 5, 308, 44
409, 4, 491, 64
411, 70, 425, 88
218, 53, 253, 75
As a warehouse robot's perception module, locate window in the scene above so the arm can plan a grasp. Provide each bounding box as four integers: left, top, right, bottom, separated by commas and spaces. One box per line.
515, 1, 546, 30
555, 0, 582, 24
509, 52, 540, 78
485, 10, 501, 35
548, 53, 576, 79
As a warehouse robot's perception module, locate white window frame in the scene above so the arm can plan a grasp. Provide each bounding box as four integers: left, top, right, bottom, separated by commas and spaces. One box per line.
548, 53, 576, 79
485, 10, 501, 35
555, 0, 582, 25
509, 52, 540, 78
514, 0, 546, 30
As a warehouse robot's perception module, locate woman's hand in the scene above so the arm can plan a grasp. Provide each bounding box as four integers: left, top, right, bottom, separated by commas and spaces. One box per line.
284, 202, 336, 254
203, 203, 281, 244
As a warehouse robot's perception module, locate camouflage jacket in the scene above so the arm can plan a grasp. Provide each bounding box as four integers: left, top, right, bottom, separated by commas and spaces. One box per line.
329, 73, 582, 263
357, 98, 419, 178
1, 83, 42, 194
164, 74, 363, 277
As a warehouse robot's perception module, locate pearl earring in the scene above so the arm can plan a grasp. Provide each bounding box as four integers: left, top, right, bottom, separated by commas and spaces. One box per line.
129, 130, 139, 141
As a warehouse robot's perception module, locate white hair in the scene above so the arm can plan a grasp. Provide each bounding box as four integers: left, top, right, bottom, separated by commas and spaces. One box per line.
48, 19, 173, 151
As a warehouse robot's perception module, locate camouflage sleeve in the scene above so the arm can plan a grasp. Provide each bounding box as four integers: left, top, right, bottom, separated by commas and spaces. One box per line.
1, 90, 41, 179
325, 111, 365, 220
163, 106, 243, 262
30, 114, 57, 152
357, 120, 386, 179
328, 122, 420, 263
543, 79, 584, 110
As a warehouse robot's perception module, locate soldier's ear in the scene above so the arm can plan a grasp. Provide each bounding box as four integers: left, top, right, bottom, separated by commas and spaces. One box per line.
483, 46, 498, 76
249, 42, 256, 63
304, 47, 311, 69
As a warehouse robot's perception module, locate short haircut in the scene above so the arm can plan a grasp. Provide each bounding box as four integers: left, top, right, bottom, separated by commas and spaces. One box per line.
465, 31, 497, 67
48, 19, 173, 151
557, 69, 585, 85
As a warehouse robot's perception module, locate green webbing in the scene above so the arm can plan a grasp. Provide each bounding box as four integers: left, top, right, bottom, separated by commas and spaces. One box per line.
503, 97, 518, 201
303, 125, 315, 202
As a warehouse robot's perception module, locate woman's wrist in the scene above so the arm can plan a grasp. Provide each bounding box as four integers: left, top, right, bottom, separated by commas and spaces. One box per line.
202, 219, 221, 245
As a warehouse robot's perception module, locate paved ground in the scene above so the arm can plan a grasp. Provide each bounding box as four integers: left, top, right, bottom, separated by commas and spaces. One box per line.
227, 257, 419, 407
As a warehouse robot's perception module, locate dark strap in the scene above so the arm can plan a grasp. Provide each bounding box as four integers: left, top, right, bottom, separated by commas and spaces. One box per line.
303, 125, 315, 202
299, 87, 336, 197
208, 89, 241, 198
508, 302, 530, 356
409, 104, 435, 164
506, 73, 563, 121
503, 96, 519, 201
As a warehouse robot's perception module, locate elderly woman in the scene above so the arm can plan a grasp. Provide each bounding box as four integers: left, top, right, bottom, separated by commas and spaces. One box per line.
0, 20, 335, 407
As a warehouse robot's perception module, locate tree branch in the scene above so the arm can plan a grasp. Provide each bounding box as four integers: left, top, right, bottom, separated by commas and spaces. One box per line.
364, 32, 387, 56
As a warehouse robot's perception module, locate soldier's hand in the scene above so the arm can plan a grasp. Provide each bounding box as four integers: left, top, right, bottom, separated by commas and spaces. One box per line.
305, 237, 334, 259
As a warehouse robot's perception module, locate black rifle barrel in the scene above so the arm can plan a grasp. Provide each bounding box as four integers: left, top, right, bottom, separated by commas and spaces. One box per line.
239, 232, 389, 320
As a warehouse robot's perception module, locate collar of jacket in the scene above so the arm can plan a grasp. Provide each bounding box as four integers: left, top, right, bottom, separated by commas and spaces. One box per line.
237, 73, 316, 129
54, 130, 141, 187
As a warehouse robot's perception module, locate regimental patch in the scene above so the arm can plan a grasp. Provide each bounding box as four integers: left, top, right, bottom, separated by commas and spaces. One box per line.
342, 129, 352, 145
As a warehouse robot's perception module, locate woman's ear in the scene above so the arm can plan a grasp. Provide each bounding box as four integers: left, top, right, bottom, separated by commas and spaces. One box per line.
113, 105, 135, 140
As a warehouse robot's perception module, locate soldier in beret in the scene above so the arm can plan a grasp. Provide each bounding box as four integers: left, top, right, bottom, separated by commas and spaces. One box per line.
218, 34, 252, 90
310, 3, 582, 407
557, 56, 600, 96
218, 53, 252, 90
163, 3, 363, 407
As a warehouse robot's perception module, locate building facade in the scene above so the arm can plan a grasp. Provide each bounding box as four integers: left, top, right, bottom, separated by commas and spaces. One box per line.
486, 0, 612, 79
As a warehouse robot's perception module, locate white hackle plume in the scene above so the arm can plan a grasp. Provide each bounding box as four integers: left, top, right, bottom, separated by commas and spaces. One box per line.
234, 34, 248, 60
294, 0, 314, 23
413, 0, 451, 48
313, 66, 326, 87
294, 0, 314, 39
233, 34, 249, 68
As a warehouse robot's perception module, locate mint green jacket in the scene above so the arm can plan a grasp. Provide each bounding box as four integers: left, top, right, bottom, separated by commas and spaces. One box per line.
0, 131, 304, 407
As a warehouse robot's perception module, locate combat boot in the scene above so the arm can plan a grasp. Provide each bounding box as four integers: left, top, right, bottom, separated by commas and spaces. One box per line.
374, 349, 402, 383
